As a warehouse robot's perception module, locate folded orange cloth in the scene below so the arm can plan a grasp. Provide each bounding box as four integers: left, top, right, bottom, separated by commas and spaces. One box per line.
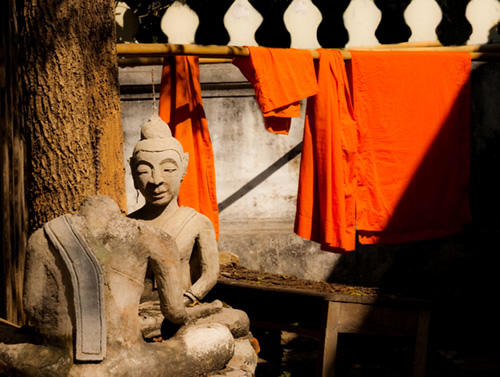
233, 46, 319, 134
159, 56, 219, 239
351, 51, 472, 244
294, 49, 357, 252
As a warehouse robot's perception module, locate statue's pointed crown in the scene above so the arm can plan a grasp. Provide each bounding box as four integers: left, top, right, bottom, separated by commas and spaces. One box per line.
140, 114, 172, 139
132, 114, 184, 157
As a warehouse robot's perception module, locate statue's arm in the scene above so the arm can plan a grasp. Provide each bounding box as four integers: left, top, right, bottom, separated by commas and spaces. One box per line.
147, 233, 189, 325
23, 229, 47, 320
185, 218, 219, 302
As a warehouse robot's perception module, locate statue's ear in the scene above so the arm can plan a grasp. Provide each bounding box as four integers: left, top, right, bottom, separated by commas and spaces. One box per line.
183, 152, 189, 175
129, 158, 140, 189
132, 177, 139, 190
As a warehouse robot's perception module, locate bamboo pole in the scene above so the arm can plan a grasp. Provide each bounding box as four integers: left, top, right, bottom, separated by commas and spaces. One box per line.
117, 43, 253, 58
117, 57, 232, 67
116, 43, 500, 67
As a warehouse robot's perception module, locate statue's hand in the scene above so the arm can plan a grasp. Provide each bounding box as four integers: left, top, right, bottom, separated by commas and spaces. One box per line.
183, 290, 199, 307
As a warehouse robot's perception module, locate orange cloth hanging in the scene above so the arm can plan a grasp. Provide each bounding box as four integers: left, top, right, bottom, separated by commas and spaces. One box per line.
294, 49, 357, 252
159, 56, 219, 239
351, 51, 472, 244
233, 46, 319, 134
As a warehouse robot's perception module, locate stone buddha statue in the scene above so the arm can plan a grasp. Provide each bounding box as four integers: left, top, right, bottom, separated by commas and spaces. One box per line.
128, 114, 219, 307
0, 195, 236, 376
0, 116, 257, 376
126, 115, 258, 374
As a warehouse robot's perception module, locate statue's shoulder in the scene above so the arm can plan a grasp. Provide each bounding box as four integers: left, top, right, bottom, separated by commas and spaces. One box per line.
178, 206, 213, 229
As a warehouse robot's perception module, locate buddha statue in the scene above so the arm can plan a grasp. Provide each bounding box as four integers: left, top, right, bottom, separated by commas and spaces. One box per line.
0, 195, 235, 376
127, 115, 259, 375
127, 114, 219, 307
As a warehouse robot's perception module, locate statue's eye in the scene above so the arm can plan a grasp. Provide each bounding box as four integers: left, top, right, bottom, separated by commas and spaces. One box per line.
136, 165, 151, 175
164, 168, 177, 173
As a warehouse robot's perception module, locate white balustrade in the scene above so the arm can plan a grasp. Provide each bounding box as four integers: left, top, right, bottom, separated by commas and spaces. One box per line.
224, 0, 263, 46
404, 0, 442, 42
161, 1, 199, 44
466, 0, 500, 44
283, 0, 322, 49
343, 0, 382, 47
115, 1, 139, 43
117, 0, 499, 48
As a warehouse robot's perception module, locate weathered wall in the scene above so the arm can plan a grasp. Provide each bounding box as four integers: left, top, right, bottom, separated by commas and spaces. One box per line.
120, 59, 500, 352
120, 60, 500, 281
120, 63, 341, 282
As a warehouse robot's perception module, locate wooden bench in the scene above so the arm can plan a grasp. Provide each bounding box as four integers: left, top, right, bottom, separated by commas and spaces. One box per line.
211, 279, 430, 377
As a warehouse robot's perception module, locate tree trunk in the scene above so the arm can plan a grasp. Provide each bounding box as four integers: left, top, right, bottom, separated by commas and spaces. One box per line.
22, 0, 126, 233
1, 0, 28, 325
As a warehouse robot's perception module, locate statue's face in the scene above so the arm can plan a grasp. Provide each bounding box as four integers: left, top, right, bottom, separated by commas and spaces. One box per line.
133, 150, 184, 207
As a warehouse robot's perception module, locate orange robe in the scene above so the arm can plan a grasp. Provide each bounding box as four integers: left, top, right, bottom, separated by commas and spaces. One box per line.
233, 46, 319, 134
294, 49, 357, 252
351, 51, 472, 244
159, 56, 219, 239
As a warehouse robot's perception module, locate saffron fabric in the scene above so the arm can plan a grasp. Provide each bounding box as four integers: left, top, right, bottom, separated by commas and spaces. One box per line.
294, 49, 357, 252
233, 46, 319, 134
159, 56, 219, 239
351, 51, 472, 244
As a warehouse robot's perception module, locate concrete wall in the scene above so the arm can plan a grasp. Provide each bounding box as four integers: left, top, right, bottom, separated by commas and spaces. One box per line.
120, 58, 500, 351
120, 62, 340, 282
119, 61, 500, 296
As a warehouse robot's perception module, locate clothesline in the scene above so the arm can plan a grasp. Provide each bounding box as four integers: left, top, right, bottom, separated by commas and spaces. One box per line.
116, 42, 500, 66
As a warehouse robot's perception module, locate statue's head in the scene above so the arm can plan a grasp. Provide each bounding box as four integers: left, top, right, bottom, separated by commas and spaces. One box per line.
130, 115, 189, 207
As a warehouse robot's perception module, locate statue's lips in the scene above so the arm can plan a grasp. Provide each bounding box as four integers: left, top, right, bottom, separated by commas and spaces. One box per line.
153, 191, 167, 196
149, 190, 168, 199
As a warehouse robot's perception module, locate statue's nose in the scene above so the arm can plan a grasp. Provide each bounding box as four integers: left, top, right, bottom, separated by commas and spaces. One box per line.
150, 171, 164, 185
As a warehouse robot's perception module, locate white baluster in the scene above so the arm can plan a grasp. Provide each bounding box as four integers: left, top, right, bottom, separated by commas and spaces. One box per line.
344, 0, 382, 47
404, 0, 442, 42
161, 1, 199, 44
283, 0, 322, 49
466, 0, 500, 44
224, 0, 263, 46
115, 1, 139, 43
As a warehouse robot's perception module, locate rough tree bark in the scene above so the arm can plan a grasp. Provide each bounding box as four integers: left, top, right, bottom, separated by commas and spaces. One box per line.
21, 0, 126, 233
1, 0, 28, 325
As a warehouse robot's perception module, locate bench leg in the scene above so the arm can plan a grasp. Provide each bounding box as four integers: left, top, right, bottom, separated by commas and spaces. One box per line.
412, 309, 430, 377
318, 301, 341, 377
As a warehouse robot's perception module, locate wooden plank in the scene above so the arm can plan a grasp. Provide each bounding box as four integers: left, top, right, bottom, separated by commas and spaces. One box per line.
217, 279, 429, 307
